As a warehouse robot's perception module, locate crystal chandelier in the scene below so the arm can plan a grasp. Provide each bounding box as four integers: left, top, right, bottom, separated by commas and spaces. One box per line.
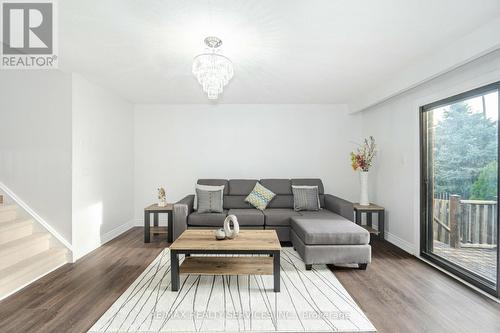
192, 36, 234, 100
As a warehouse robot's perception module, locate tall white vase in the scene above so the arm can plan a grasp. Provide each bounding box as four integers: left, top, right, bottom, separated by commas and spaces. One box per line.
359, 171, 370, 206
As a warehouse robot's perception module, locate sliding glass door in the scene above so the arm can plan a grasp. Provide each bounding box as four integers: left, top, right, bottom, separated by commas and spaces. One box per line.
421, 82, 500, 297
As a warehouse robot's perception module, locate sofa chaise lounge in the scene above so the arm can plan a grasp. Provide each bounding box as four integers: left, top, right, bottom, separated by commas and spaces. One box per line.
173, 178, 371, 269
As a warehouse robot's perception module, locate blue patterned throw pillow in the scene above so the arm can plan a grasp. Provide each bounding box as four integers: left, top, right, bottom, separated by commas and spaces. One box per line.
245, 182, 276, 211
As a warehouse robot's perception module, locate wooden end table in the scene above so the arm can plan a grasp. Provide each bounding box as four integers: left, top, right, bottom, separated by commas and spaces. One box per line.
144, 203, 173, 243
169, 230, 281, 292
353, 203, 385, 240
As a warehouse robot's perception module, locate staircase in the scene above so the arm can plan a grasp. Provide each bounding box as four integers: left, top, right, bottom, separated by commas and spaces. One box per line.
0, 196, 69, 300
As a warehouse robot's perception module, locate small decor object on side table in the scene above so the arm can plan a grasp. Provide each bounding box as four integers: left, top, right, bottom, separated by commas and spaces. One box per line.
157, 187, 167, 207
350, 136, 376, 206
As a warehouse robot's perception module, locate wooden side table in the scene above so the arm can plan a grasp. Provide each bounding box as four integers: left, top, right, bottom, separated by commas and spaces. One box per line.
144, 203, 174, 243
353, 203, 385, 240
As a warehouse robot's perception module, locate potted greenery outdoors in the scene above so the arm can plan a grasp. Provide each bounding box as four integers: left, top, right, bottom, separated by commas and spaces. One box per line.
350, 136, 376, 206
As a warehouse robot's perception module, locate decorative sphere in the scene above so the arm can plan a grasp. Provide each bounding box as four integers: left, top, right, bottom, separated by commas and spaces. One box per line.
214, 228, 226, 240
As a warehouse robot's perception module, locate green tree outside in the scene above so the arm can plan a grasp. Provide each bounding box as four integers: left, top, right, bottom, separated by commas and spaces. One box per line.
434, 102, 497, 199
471, 161, 498, 200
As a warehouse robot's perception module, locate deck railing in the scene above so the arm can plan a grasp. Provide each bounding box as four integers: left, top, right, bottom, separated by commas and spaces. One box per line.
433, 196, 498, 248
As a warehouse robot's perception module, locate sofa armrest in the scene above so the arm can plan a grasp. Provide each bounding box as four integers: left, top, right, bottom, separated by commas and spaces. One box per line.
324, 194, 354, 222
173, 194, 195, 241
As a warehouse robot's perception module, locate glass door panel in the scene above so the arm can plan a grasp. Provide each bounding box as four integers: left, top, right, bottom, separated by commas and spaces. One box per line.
421, 84, 499, 295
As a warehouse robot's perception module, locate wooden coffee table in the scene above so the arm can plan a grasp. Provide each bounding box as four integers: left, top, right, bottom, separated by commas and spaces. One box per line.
169, 230, 281, 292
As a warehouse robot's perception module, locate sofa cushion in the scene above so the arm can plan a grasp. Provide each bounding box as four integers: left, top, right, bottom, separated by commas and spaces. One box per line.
197, 179, 229, 195
299, 209, 337, 218
266, 195, 294, 209
245, 182, 276, 210
223, 195, 253, 209
291, 179, 324, 194
228, 209, 265, 226
291, 215, 369, 245
188, 210, 228, 227
265, 226, 291, 241
260, 179, 292, 195
229, 179, 258, 195
263, 208, 301, 226
224, 193, 318, 210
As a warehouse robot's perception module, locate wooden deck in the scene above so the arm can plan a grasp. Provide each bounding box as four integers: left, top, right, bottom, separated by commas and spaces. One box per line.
433, 240, 497, 283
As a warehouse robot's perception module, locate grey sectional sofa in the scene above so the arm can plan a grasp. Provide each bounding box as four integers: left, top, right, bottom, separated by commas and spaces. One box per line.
173, 178, 371, 269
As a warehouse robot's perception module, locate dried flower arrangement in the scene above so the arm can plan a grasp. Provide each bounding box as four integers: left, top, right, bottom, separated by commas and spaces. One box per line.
350, 136, 376, 172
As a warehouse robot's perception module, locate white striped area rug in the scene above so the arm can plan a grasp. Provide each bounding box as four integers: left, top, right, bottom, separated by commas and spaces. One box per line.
89, 248, 376, 333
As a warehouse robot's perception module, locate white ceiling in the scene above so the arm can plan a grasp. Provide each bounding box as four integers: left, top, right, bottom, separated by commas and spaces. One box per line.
59, 0, 500, 104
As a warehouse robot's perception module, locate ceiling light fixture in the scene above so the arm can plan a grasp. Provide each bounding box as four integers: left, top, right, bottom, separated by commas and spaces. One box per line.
192, 36, 234, 100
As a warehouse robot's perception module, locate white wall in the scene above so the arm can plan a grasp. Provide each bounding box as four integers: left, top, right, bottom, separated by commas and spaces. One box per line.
134, 104, 362, 223
0, 70, 73, 243
6, 52, 498, 261
72, 74, 134, 260
360, 49, 500, 254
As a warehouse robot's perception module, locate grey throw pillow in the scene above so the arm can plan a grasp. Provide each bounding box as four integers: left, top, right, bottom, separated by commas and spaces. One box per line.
196, 184, 224, 213
292, 185, 320, 211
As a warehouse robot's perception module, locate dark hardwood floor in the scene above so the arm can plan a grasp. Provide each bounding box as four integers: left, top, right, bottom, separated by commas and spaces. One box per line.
0, 228, 165, 333
0, 227, 499, 333
332, 239, 500, 333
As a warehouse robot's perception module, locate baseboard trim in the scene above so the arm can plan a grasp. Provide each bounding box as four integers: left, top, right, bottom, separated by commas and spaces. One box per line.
0, 261, 67, 302
101, 220, 134, 245
384, 231, 417, 255
73, 220, 135, 262
0, 181, 73, 252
